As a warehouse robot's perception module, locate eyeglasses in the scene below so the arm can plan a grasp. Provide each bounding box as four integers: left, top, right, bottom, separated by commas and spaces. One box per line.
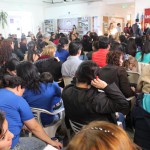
0, 130, 7, 141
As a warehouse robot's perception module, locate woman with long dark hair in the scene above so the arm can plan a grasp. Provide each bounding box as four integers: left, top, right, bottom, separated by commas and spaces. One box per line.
55, 37, 69, 62
16, 61, 62, 126
135, 40, 150, 63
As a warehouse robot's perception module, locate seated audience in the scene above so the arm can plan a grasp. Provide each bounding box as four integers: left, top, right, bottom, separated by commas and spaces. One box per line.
0, 75, 62, 149
62, 61, 129, 126
132, 65, 150, 149
17, 62, 62, 126
0, 112, 14, 150
135, 40, 150, 63
126, 38, 136, 57
61, 41, 82, 78
99, 51, 135, 98
92, 36, 109, 67
55, 37, 69, 62
67, 121, 141, 150
35, 45, 62, 81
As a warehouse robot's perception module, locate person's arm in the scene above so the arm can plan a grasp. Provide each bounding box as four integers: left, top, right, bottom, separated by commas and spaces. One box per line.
91, 77, 130, 115
118, 68, 134, 98
24, 118, 62, 149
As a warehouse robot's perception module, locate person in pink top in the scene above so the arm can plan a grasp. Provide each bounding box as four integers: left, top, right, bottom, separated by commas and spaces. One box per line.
92, 36, 110, 67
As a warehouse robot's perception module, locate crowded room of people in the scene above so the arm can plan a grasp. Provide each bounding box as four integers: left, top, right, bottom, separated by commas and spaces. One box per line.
0, 0, 150, 149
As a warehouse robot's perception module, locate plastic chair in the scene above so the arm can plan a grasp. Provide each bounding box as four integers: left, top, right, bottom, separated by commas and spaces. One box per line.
69, 120, 84, 133
31, 107, 65, 138
63, 76, 73, 86
127, 71, 140, 85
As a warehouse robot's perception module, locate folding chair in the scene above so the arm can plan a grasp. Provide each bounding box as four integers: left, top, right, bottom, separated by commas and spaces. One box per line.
31, 107, 65, 138
69, 120, 84, 133
63, 76, 73, 86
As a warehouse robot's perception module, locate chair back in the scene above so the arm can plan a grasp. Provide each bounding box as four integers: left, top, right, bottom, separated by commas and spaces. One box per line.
127, 71, 140, 84
137, 62, 150, 74
63, 76, 73, 86
69, 120, 84, 133
31, 107, 65, 137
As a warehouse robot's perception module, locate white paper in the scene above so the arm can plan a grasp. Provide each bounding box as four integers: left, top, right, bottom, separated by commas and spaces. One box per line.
43, 145, 58, 150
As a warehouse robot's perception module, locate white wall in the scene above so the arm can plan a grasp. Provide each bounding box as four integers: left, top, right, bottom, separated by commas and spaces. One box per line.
135, 0, 150, 21
44, 1, 135, 34
0, 1, 44, 37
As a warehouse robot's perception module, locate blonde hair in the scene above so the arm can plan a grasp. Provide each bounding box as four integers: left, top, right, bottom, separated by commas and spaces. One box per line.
67, 121, 140, 150
123, 55, 138, 71
41, 45, 56, 57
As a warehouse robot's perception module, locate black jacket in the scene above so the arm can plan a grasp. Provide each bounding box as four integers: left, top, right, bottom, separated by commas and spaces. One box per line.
99, 65, 134, 98
62, 83, 129, 125
132, 94, 150, 150
35, 57, 62, 81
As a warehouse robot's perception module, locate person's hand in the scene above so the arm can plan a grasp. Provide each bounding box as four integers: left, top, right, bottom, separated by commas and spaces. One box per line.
91, 76, 107, 89
55, 57, 60, 62
131, 86, 135, 92
50, 140, 62, 149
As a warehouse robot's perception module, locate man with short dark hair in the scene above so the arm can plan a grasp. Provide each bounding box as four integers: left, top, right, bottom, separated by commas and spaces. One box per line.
132, 19, 143, 37
61, 41, 82, 78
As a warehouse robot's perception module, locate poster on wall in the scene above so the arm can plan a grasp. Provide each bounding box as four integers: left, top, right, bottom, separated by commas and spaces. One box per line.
144, 8, 150, 23
78, 17, 90, 35
44, 19, 55, 33
57, 18, 78, 33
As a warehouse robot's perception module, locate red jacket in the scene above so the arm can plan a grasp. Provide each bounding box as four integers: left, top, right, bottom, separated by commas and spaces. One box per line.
92, 49, 109, 67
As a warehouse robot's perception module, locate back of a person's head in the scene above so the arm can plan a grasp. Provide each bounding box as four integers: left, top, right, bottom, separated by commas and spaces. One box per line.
43, 33, 50, 39
110, 42, 123, 51
0, 75, 25, 89
16, 61, 40, 92
119, 35, 127, 43
106, 50, 123, 66
75, 61, 99, 84
136, 19, 139, 23
69, 41, 82, 56
40, 72, 53, 84
27, 41, 36, 52
5, 58, 20, 71
90, 32, 98, 41
57, 37, 69, 51
127, 38, 136, 56
67, 121, 140, 150
142, 40, 150, 54
41, 45, 56, 57
98, 36, 109, 49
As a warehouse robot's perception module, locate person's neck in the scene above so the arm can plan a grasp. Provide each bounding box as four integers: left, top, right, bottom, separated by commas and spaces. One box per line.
5, 87, 18, 96
76, 82, 91, 89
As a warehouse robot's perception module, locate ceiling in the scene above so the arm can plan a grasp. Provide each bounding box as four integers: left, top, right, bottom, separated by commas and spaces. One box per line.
0, 0, 135, 5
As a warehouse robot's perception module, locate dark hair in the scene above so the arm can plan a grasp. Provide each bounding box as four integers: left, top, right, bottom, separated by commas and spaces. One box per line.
92, 41, 99, 51
110, 42, 123, 51
119, 35, 127, 44
82, 35, 92, 52
117, 23, 121, 26
69, 41, 82, 56
98, 36, 109, 49
27, 41, 39, 62
136, 19, 139, 22
106, 51, 123, 66
0, 39, 13, 66
141, 40, 150, 60
126, 38, 136, 56
135, 37, 143, 50
0, 112, 5, 136
16, 61, 40, 92
75, 61, 99, 84
5, 58, 20, 71
0, 75, 25, 88
90, 32, 98, 41
40, 72, 53, 83
57, 37, 69, 51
